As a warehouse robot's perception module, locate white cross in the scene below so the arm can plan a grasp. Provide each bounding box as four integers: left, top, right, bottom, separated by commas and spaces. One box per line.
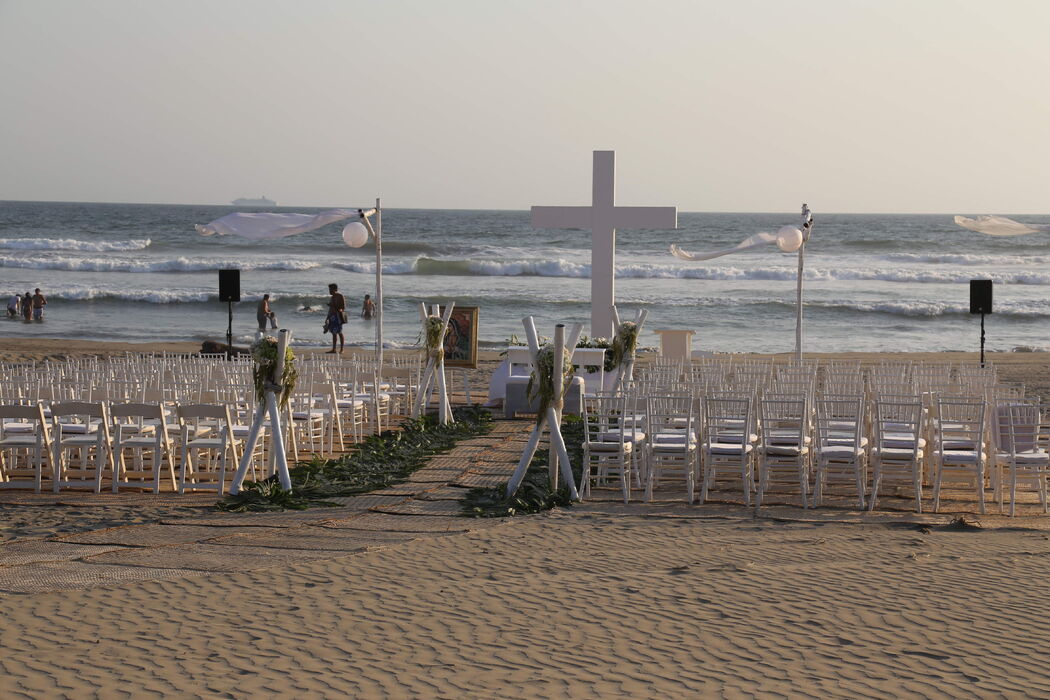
531, 150, 677, 339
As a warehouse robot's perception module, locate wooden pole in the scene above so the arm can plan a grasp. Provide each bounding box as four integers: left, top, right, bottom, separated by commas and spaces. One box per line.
550, 324, 565, 489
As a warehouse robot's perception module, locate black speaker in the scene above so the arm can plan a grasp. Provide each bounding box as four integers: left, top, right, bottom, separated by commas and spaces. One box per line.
970, 279, 992, 315
218, 269, 240, 302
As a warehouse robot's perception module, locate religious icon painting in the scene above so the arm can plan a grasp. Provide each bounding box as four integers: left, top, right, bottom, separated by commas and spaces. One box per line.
438, 305, 479, 368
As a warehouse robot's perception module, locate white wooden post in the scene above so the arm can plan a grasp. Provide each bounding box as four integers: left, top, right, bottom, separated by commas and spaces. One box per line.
550, 324, 565, 489
228, 328, 293, 494
794, 204, 813, 363
506, 316, 580, 501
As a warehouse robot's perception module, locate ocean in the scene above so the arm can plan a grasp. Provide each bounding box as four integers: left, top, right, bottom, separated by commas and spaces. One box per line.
0, 201, 1047, 354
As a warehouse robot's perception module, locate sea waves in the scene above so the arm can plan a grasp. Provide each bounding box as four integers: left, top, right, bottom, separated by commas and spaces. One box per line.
0, 256, 320, 273
335, 256, 1050, 285
0, 237, 152, 252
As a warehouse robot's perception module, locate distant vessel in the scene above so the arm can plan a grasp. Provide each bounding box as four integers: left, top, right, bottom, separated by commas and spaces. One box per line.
231, 196, 276, 207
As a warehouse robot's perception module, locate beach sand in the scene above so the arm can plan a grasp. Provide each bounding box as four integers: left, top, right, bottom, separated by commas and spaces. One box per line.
2, 507, 1050, 698
2, 339, 1050, 697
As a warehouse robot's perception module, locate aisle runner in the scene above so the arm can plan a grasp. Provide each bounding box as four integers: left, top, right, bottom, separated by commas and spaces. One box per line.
0, 421, 530, 594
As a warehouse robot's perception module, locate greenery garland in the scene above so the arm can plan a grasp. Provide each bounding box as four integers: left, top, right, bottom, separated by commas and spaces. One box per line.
424, 315, 445, 361
251, 336, 298, 408
217, 406, 494, 511
610, 321, 639, 371
526, 344, 574, 425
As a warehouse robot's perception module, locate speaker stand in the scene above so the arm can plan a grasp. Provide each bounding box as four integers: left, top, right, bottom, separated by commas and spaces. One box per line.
980, 312, 986, 368
226, 300, 234, 361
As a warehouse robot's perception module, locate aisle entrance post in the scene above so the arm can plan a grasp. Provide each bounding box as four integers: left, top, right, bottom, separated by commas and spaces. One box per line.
229, 328, 293, 494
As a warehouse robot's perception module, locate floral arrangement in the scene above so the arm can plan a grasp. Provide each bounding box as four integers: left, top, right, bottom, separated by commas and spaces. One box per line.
526, 344, 574, 425
610, 321, 639, 370
251, 336, 298, 408
424, 315, 445, 360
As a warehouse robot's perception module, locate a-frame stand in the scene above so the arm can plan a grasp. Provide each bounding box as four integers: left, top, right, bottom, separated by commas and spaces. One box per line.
413, 302, 455, 425
229, 329, 293, 494
505, 317, 582, 500
609, 306, 648, 394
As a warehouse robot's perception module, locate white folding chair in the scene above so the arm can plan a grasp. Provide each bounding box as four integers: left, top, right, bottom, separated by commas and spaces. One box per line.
50, 401, 112, 493
0, 404, 51, 492
110, 403, 176, 493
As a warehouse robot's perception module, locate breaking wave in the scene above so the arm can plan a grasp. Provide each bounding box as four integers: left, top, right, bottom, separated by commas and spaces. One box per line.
0, 237, 152, 252
0, 256, 320, 273
334, 256, 1050, 285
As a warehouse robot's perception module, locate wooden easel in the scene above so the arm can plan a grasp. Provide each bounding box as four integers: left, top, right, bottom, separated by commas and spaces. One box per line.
229, 329, 292, 494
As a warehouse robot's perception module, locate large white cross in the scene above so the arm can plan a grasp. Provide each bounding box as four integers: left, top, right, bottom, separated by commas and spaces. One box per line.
531, 150, 677, 339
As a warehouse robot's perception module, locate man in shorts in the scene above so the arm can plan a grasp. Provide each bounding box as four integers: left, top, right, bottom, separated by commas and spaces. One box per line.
31, 288, 46, 320
326, 283, 346, 354
257, 294, 278, 330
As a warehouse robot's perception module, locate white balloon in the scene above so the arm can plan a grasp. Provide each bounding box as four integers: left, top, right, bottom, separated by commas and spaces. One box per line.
342, 221, 369, 248
775, 226, 804, 253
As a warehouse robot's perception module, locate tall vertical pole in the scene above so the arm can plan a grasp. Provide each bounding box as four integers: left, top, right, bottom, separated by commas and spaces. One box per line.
227, 300, 233, 361
375, 197, 383, 373
980, 313, 986, 368
795, 204, 812, 363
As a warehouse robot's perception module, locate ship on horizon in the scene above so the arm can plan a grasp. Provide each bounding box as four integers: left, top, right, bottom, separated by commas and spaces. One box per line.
231, 195, 276, 207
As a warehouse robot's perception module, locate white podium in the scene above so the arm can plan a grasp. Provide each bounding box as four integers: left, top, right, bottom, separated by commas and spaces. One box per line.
654, 329, 695, 360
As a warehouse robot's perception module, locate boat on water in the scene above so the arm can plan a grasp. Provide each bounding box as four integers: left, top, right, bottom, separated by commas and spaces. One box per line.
231, 196, 276, 207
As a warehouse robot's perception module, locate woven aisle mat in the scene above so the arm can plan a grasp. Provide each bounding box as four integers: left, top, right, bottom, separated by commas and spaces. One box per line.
86, 543, 342, 572
207, 528, 392, 552
452, 472, 512, 488
162, 508, 361, 528
318, 512, 474, 534
405, 469, 467, 483
372, 499, 466, 516
0, 540, 123, 567
421, 456, 464, 469
0, 560, 201, 594
322, 495, 411, 509
56, 524, 286, 547
367, 484, 440, 497
416, 487, 468, 501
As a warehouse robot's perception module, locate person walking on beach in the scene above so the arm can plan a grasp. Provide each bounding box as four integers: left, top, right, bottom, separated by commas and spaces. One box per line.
7, 293, 19, 318
21, 292, 32, 321
257, 294, 278, 330
31, 289, 46, 320
326, 283, 346, 354
361, 294, 375, 320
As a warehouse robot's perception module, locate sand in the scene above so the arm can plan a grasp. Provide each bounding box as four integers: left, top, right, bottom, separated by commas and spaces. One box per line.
3, 338, 1050, 697
2, 507, 1050, 698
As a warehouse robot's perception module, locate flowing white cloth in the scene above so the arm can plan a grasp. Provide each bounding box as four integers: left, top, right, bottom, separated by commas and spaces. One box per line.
954, 215, 1050, 237
670, 232, 779, 261
195, 209, 358, 239
670, 226, 803, 262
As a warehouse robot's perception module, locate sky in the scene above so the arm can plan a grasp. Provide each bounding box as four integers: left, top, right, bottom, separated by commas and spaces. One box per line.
2, 0, 1048, 213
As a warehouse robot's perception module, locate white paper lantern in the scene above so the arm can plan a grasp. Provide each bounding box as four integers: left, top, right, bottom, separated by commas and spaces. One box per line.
775, 226, 804, 253
342, 221, 369, 248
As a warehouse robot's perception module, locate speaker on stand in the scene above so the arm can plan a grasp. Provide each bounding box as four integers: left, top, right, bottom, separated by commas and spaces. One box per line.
219, 269, 241, 360
969, 279, 992, 367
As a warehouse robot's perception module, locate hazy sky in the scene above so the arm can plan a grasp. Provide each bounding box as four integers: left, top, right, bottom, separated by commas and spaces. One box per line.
2, 0, 1048, 212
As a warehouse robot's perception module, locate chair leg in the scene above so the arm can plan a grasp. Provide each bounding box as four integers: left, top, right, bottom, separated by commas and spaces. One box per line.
932, 461, 943, 513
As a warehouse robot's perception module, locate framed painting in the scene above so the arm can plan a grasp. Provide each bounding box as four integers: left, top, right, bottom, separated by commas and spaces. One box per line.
439, 305, 479, 368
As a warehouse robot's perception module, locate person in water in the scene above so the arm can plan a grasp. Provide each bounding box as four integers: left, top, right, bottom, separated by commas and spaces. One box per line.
256, 294, 278, 330
21, 292, 32, 321
361, 294, 375, 319
326, 283, 346, 354
31, 288, 47, 320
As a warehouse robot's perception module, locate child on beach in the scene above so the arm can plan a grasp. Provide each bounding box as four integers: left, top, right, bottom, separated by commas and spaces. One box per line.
21, 292, 32, 321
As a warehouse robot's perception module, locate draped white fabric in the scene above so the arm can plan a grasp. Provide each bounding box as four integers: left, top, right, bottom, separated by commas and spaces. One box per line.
195, 209, 358, 239
670, 232, 779, 261
954, 215, 1050, 237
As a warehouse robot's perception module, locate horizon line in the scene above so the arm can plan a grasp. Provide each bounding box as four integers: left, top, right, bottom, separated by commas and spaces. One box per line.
1, 198, 1047, 218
